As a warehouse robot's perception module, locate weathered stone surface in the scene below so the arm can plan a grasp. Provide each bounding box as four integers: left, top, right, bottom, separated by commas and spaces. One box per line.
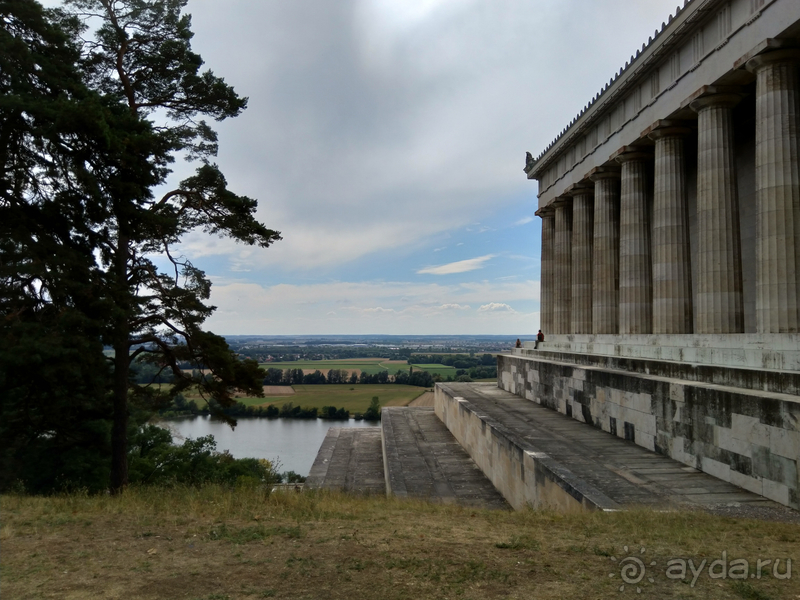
436, 382, 789, 513
690, 93, 744, 333
570, 192, 594, 333
540, 211, 555, 334
498, 353, 800, 510
616, 150, 653, 334
381, 407, 509, 509
589, 168, 621, 334
649, 124, 693, 334
553, 201, 573, 334
306, 427, 385, 494
746, 50, 800, 333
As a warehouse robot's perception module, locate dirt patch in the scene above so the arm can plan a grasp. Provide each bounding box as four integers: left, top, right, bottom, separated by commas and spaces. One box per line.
261, 385, 295, 396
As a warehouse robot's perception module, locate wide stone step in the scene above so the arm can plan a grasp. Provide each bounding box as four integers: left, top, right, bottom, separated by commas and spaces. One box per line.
436, 382, 795, 519
305, 427, 385, 494
381, 407, 509, 510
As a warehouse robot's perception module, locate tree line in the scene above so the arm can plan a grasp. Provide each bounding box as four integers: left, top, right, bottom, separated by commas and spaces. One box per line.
1, 0, 279, 495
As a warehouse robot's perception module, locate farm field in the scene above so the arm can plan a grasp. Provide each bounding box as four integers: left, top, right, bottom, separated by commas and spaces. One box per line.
410, 363, 458, 378
260, 358, 408, 376
236, 384, 427, 413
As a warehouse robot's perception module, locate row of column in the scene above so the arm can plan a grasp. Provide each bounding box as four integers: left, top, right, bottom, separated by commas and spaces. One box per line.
539, 48, 800, 335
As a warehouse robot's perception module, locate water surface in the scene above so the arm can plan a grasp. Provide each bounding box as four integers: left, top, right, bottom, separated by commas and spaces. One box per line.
159, 416, 376, 476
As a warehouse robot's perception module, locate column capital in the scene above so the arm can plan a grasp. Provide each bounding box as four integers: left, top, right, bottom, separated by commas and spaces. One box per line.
587, 165, 621, 182
535, 206, 555, 218
643, 119, 692, 141
564, 182, 594, 197
746, 48, 800, 73
612, 146, 653, 165
685, 85, 742, 113
552, 196, 573, 209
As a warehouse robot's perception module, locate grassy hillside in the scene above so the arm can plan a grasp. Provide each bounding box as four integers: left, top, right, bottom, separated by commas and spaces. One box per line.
2, 487, 797, 599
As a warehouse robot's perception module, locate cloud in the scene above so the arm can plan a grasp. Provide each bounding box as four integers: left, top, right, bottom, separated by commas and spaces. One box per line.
478, 302, 516, 313
417, 254, 494, 275
514, 216, 534, 226
203, 279, 540, 334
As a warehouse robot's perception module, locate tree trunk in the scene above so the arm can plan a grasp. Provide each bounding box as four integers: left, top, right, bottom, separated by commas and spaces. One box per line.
110, 231, 130, 494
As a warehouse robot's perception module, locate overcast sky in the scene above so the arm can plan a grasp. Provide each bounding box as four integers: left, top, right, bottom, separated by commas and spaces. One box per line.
60, 0, 684, 335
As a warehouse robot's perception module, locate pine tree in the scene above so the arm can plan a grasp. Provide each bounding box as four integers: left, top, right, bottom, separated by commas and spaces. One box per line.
58, 0, 281, 492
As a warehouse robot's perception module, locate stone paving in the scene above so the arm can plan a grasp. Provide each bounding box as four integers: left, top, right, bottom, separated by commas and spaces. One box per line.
382, 407, 509, 510
439, 383, 799, 520
305, 427, 385, 494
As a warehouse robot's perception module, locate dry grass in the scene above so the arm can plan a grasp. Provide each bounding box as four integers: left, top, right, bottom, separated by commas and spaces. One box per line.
2, 487, 798, 600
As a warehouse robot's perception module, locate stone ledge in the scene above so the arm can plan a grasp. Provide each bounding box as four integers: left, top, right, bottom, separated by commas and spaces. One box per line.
522, 333, 800, 372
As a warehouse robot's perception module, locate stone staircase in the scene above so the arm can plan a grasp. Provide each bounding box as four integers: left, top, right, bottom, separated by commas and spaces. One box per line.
306, 407, 508, 509
306, 376, 797, 518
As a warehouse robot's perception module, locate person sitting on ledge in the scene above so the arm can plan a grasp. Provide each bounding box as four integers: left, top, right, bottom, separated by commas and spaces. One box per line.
534, 330, 545, 349
515, 338, 522, 348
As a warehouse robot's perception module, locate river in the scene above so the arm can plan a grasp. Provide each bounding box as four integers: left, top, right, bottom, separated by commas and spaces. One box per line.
158, 416, 377, 476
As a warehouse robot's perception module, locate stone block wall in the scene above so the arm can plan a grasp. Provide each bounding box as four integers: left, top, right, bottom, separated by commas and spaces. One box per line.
498, 354, 800, 509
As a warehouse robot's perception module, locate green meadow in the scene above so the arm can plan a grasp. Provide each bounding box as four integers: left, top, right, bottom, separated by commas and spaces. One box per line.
237, 384, 426, 413
410, 363, 458, 378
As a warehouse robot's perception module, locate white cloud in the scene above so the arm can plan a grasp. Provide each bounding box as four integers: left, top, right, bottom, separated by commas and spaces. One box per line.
478, 302, 516, 313
204, 279, 540, 334
514, 216, 534, 226
417, 254, 494, 275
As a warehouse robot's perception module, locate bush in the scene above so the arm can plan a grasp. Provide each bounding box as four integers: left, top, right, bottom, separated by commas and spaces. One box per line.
127, 425, 280, 487
363, 397, 381, 421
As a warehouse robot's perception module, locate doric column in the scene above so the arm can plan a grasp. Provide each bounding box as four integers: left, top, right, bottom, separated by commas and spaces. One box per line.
615, 147, 653, 334
539, 209, 556, 334
589, 167, 621, 334
647, 121, 693, 333
553, 199, 573, 334
690, 91, 744, 333
746, 50, 800, 333
567, 184, 594, 334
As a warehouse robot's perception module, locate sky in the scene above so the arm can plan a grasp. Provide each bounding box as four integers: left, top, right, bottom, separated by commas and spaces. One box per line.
55, 0, 685, 335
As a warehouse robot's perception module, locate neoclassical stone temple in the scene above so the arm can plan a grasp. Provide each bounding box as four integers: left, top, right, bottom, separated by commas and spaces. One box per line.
498, 0, 800, 509
528, 0, 800, 336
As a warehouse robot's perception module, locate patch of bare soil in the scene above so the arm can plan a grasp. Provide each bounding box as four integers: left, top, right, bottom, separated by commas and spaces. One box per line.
262, 386, 295, 396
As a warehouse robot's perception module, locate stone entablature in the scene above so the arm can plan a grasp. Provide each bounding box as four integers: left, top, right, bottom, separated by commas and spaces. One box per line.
528, 0, 792, 207
528, 0, 800, 334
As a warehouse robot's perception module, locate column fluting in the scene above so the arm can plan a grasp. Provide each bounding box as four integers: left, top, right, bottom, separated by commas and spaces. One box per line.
648, 124, 693, 333
553, 200, 573, 334
690, 93, 744, 333
590, 168, 621, 333
570, 190, 594, 333
616, 150, 653, 334
540, 211, 556, 334
746, 50, 800, 333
